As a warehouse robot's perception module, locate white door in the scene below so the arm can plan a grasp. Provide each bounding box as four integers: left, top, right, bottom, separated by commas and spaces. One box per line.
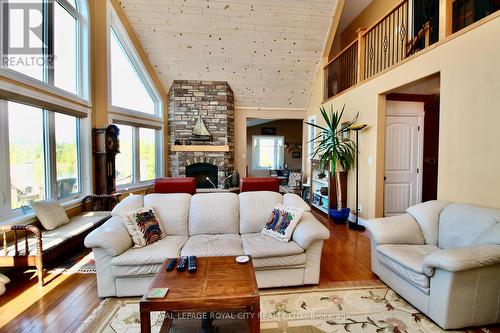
384, 105, 424, 216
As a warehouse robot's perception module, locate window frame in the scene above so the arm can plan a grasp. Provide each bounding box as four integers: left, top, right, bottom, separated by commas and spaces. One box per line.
0, 0, 91, 104
0, 98, 91, 223
252, 135, 285, 171
107, 6, 162, 120
307, 115, 317, 159
110, 114, 164, 190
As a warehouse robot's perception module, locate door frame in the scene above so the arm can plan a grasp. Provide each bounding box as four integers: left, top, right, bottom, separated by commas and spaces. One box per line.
376, 93, 436, 217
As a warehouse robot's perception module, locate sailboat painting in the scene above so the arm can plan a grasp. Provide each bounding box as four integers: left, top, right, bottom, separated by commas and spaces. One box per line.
190, 116, 212, 141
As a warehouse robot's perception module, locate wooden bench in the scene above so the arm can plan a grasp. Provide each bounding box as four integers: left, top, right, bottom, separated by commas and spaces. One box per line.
0, 211, 111, 286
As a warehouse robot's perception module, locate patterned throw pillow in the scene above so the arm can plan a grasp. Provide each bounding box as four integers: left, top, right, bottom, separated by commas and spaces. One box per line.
262, 204, 304, 242
124, 208, 165, 247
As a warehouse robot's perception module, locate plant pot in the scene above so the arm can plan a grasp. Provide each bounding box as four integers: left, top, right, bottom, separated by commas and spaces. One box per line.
329, 208, 350, 224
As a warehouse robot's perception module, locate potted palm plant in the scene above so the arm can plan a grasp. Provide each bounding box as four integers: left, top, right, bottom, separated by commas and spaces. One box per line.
306, 105, 358, 224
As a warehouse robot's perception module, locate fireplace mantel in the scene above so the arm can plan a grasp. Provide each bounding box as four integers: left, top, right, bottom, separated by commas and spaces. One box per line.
171, 145, 230, 152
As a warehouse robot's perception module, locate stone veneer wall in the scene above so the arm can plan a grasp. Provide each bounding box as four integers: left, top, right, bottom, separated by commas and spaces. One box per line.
168, 80, 235, 184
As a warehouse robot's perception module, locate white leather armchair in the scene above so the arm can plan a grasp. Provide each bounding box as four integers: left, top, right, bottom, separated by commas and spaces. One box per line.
367, 201, 500, 329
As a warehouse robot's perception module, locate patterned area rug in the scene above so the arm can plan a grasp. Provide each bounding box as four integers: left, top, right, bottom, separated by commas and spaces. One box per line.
77, 286, 486, 333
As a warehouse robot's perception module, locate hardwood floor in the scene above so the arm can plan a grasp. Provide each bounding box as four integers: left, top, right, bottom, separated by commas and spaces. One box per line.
0, 212, 377, 333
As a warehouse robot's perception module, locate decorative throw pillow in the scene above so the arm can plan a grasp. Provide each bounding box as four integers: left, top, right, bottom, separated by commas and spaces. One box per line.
124, 208, 165, 247
262, 204, 304, 242
31, 200, 70, 230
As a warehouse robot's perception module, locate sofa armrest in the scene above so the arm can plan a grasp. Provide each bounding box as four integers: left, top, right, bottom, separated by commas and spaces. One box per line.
292, 212, 330, 249
366, 214, 425, 245
423, 244, 500, 274
84, 216, 133, 256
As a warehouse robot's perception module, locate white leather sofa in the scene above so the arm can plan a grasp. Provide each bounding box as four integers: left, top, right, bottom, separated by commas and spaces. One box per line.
85, 191, 330, 297
367, 201, 500, 329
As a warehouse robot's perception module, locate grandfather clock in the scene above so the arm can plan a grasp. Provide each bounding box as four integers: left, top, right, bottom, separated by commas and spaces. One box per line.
93, 125, 120, 194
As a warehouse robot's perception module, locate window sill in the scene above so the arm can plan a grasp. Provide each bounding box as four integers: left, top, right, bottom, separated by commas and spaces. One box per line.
0, 196, 85, 226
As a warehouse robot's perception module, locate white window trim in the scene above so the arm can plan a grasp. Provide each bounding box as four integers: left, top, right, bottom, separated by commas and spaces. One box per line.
0, 0, 91, 103
252, 135, 285, 171
109, 114, 164, 190
307, 115, 317, 159
107, 5, 163, 120
0, 79, 90, 117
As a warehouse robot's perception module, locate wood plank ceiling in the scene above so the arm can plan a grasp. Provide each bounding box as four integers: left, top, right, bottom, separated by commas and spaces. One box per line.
119, 0, 339, 109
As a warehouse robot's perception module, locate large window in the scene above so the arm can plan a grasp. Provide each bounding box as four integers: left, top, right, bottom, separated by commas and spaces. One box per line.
109, 9, 161, 117
252, 136, 285, 171
8, 103, 46, 210
110, 29, 155, 115
0, 0, 89, 99
108, 6, 163, 188
1, 100, 83, 217
55, 113, 80, 198
115, 123, 160, 187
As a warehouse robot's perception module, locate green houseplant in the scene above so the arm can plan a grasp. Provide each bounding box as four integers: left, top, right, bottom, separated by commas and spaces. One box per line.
306, 105, 358, 223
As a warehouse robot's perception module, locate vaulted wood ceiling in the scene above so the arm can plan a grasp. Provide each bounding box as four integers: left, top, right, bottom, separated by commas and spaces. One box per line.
119, 0, 339, 109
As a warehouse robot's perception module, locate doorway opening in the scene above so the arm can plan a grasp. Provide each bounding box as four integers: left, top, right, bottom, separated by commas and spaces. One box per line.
383, 75, 440, 216
246, 118, 304, 185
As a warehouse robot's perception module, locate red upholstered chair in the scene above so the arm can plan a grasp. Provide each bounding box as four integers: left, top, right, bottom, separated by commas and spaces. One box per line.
153, 177, 197, 195
240, 177, 280, 193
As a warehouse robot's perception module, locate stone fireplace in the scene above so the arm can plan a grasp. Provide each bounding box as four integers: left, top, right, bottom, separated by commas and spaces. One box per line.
168, 80, 234, 187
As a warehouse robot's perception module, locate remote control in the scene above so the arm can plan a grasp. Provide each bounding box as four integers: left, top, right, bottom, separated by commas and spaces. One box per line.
177, 256, 188, 272
188, 256, 197, 273
166, 258, 177, 271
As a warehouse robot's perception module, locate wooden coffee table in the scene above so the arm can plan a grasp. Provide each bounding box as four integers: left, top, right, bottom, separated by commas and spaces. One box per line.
140, 256, 260, 333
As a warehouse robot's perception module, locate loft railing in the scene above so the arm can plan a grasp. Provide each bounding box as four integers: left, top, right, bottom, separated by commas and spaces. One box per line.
324, 40, 358, 98
324, 0, 431, 100
363, 0, 410, 79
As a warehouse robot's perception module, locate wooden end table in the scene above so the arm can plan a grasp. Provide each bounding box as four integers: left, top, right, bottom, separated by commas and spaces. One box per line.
140, 256, 260, 333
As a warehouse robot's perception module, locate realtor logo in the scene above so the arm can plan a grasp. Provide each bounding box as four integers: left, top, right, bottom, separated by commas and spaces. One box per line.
1, 1, 54, 68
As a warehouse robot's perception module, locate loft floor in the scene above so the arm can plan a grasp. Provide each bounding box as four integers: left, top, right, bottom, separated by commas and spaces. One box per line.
0, 212, 377, 332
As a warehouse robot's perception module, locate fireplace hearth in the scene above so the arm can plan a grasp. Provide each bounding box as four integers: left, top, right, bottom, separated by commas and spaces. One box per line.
186, 163, 218, 189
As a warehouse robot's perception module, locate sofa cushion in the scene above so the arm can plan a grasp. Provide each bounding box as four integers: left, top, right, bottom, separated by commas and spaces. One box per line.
283, 194, 311, 212
241, 233, 304, 258
111, 236, 188, 266
124, 208, 165, 248
262, 204, 304, 242
406, 200, 450, 246
31, 200, 70, 230
474, 223, 500, 245
376, 244, 439, 290
144, 194, 190, 236
111, 194, 144, 217
439, 204, 500, 249
180, 234, 243, 257
253, 254, 306, 269
42, 211, 110, 239
239, 191, 283, 234
189, 193, 239, 235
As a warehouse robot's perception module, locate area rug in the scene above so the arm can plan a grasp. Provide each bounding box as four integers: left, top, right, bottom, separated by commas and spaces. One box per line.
47, 249, 96, 274
76, 286, 484, 333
